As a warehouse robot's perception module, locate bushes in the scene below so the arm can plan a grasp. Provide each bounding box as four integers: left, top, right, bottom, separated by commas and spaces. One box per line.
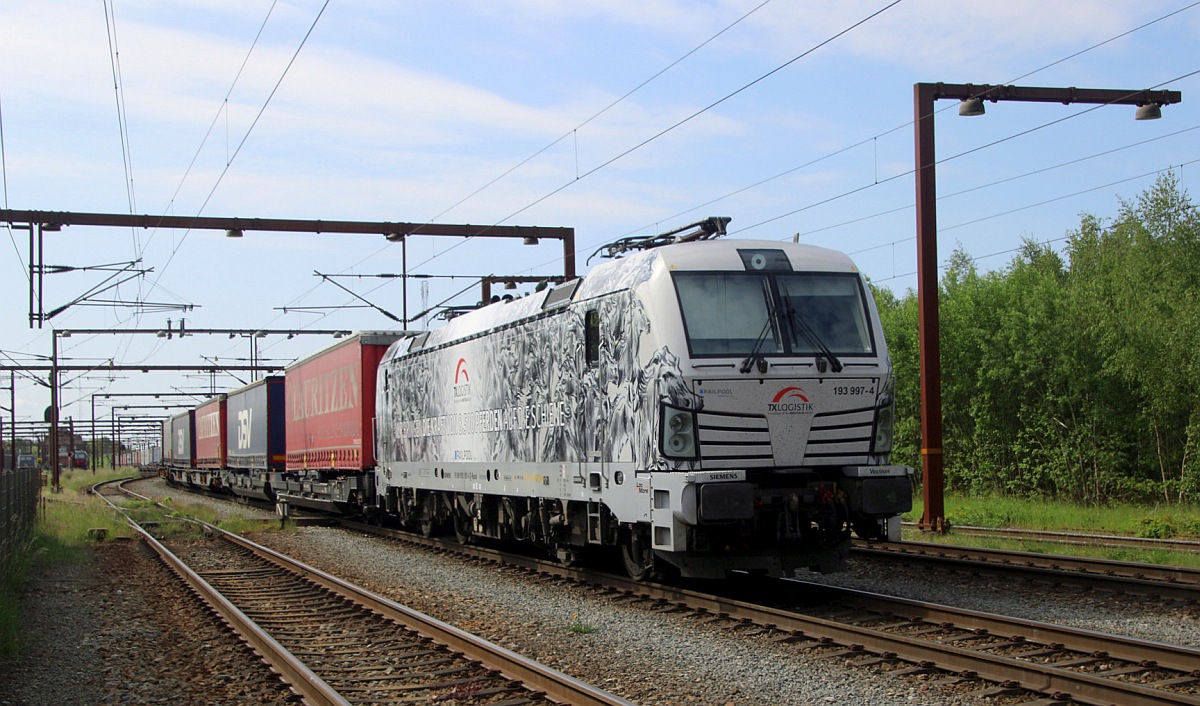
1136, 515, 1200, 539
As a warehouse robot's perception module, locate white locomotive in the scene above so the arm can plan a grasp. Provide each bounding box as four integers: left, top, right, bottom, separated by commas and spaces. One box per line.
373, 219, 911, 579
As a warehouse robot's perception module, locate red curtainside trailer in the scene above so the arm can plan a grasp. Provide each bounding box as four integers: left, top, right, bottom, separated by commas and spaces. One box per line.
279, 331, 403, 512
190, 395, 228, 491
194, 395, 228, 470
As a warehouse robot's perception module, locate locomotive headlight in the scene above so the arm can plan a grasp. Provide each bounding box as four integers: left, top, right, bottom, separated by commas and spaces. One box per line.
872, 376, 895, 455
660, 404, 698, 460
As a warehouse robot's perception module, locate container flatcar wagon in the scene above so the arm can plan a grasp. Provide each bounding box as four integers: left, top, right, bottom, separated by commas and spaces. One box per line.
277, 331, 403, 512
190, 394, 228, 490
163, 410, 196, 486
224, 376, 286, 502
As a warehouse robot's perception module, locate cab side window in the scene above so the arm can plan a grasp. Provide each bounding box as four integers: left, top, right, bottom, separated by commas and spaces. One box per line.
585, 310, 600, 366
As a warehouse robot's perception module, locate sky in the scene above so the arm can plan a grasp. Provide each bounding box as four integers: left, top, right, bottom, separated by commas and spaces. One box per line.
1, 0, 1198, 440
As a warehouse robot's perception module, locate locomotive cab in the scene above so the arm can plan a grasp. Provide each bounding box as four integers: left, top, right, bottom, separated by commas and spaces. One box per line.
601, 239, 912, 577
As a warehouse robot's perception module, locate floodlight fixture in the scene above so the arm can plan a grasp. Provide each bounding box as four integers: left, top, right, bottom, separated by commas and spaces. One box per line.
1135, 102, 1162, 120
958, 97, 985, 116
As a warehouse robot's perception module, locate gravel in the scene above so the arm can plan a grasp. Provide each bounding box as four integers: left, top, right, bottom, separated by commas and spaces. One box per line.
255, 524, 984, 705
0, 538, 299, 706
7, 476, 1195, 705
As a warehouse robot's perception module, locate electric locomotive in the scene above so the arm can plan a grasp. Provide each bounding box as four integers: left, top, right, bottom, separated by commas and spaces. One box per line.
373, 218, 912, 579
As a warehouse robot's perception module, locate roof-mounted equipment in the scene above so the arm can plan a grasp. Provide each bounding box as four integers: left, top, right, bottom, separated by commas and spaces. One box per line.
589, 216, 731, 263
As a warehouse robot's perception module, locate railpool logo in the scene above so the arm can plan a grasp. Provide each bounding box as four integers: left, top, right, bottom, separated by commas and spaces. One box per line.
768, 386, 814, 414
453, 358, 472, 399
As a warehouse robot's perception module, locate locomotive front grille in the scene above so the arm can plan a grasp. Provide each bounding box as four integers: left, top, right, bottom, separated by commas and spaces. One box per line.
805, 407, 873, 464
695, 409, 774, 469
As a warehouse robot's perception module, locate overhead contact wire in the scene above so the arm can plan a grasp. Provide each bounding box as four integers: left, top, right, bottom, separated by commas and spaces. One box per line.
404, 0, 908, 280
146, 0, 329, 298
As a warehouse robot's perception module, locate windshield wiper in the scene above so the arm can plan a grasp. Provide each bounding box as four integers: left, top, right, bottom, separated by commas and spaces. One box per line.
780, 283, 843, 373
740, 279, 778, 374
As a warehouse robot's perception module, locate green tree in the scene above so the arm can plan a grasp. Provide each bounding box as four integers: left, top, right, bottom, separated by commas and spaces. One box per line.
1070, 173, 1200, 502
872, 175, 1199, 505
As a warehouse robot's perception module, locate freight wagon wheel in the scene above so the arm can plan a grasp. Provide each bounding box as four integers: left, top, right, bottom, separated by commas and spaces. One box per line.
621, 526, 654, 581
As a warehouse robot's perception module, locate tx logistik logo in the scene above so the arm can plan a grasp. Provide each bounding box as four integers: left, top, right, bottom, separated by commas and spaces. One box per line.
453, 358, 472, 399
768, 386, 814, 414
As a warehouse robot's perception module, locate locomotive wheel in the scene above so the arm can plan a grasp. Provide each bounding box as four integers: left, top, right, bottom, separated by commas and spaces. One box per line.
621, 527, 654, 581
852, 519, 884, 541
556, 545, 580, 566
452, 508, 473, 544
418, 494, 436, 537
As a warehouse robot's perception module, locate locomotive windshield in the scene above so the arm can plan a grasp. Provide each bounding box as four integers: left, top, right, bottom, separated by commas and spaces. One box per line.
674, 272, 874, 358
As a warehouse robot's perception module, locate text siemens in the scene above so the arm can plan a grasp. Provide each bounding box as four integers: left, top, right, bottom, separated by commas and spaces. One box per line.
292, 364, 360, 420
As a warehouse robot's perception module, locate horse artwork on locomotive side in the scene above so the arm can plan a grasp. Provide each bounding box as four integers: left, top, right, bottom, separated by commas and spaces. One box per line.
374, 218, 912, 580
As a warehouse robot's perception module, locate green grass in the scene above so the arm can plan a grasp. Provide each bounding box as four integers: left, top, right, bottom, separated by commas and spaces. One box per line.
903, 493, 1200, 568
0, 551, 31, 655
568, 613, 599, 635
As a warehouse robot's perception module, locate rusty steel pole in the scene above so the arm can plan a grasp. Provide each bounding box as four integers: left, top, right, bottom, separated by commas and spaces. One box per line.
913, 83, 945, 532
49, 334, 60, 491
912, 82, 1182, 534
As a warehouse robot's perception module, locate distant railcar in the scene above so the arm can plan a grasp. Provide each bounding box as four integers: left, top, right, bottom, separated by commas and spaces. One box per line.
163, 410, 196, 486
224, 376, 286, 502
189, 395, 228, 490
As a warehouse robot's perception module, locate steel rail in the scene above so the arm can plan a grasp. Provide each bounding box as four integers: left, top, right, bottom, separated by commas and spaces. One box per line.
852, 540, 1200, 600
912, 523, 1200, 554
91, 480, 349, 706
628, 578, 1200, 706
780, 580, 1200, 673
136, 489, 1200, 705
102, 480, 631, 706
218, 529, 633, 706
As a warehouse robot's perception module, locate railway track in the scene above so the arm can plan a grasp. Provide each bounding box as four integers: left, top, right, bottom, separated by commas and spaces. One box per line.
135, 479, 1200, 703
852, 539, 1200, 601
913, 523, 1200, 555
336, 519, 1200, 706
148, 474, 1200, 601
93, 479, 631, 706
748, 579, 1200, 706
